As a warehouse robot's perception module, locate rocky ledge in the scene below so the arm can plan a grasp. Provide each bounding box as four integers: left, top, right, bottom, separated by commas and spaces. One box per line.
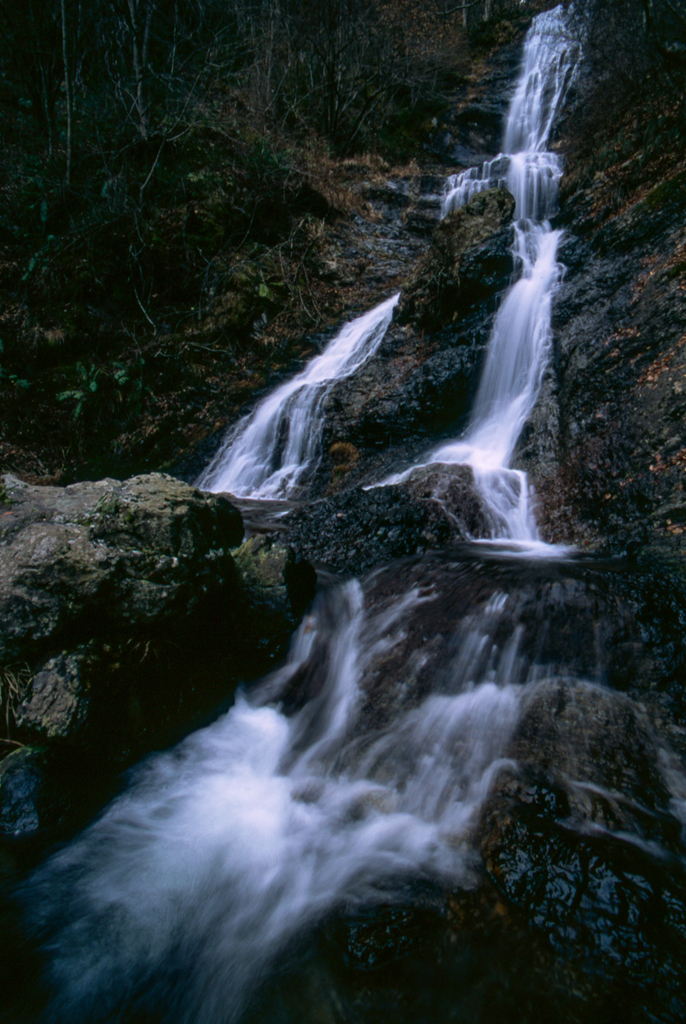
518, 159, 686, 582
0, 472, 315, 839
277, 465, 489, 577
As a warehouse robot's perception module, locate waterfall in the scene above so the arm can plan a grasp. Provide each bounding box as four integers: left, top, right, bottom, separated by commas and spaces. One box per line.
198, 295, 398, 497
15, 11, 607, 1024
200, 8, 577, 552
396, 6, 578, 550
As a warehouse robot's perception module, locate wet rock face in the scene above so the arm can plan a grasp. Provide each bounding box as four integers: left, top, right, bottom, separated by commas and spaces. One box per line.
426, 28, 528, 165
232, 535, 317, 660
395, 187, 516, 331
317, 315, 491, 491
478, 679, 686, 1019
522, 166, 686, 577
347, 551, 686, 742
246, 554, 686, 1024
0, 746, 82, 837
278, 466, 489, 577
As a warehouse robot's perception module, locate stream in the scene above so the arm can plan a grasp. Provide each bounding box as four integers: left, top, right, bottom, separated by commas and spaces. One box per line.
12, 8, 686, 1024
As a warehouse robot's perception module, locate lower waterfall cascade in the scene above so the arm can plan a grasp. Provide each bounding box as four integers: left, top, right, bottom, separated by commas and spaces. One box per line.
11, 7, 686, 1024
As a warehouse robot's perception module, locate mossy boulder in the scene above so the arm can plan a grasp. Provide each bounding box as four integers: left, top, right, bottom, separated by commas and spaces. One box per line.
232, 535, 317, 661
0, 472, 244, 661
0, 472, 245, 761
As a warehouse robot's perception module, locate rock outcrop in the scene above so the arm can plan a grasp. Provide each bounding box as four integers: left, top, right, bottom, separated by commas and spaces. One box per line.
395, 187, 516, 330
477, 678, 686, 1020
0, 473, 315, 772
278, 465, 489, 577
426, 23, 530, 166
311, 189, 516, 494
232, 534, 318, 660
518, 159, 686, 580
0, 472, 241, 757
0, 472, 320, 838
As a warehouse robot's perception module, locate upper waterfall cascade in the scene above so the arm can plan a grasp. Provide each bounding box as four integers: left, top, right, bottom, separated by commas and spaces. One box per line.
201, 8, 578, 557
395, 5, 579, 549
198, 293, 398, 496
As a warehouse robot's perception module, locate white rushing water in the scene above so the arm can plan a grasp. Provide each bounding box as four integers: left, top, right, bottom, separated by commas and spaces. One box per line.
28, 580, 524, 1024
22, 11, 584, 1024
198, 294, 398, 496
404, 5, 578, 550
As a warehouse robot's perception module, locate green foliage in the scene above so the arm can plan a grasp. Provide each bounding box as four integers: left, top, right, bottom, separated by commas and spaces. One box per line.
0, 339, 30, 391
56, 358, 147, 422
57, 363, 101, 420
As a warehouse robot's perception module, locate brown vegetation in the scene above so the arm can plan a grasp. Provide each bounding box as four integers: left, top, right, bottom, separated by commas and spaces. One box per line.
0, 0, 555, 483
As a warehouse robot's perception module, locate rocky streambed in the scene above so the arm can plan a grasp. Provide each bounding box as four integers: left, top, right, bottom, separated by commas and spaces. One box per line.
1, 15, 686, 1023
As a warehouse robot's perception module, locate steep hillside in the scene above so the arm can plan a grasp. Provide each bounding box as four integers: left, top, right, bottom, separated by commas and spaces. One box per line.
0, 0, 543, 485
516, 0, 686, 580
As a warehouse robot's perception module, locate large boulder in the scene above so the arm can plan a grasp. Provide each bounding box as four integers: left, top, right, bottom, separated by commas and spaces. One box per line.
0, 472, 243, 660
0, 472, 245, 762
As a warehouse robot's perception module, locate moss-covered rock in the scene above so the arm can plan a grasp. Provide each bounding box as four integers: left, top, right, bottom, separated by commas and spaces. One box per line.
0, 472, 244, 760
233, 535, 317, 661
0, 472, 243, 659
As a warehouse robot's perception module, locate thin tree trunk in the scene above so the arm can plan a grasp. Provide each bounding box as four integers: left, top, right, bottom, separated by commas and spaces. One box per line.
127, 0, 150, 140
38, 61, 54, 159
61, 0, 72, 184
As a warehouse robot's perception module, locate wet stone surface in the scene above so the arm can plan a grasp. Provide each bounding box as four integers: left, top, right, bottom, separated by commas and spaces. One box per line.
277, 466, 488, 577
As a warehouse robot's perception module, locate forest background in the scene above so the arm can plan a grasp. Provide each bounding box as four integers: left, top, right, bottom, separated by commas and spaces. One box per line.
0, 0, 683, 484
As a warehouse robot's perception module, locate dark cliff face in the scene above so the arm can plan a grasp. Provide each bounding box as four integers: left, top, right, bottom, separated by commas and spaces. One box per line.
517, 165, 686, 578
426, 27, 530, 165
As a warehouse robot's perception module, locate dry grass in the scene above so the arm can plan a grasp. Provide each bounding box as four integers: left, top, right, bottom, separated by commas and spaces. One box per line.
0, 663, 32, 742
